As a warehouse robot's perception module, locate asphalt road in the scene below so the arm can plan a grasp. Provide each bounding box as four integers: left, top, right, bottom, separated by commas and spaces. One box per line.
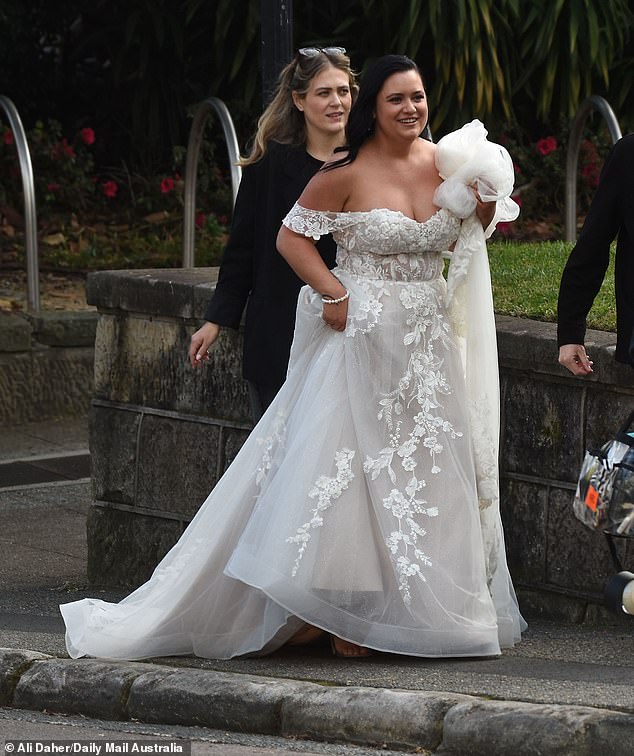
0, 707, 409, 756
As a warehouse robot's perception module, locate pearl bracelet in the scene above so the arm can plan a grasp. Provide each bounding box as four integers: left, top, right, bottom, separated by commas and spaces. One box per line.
321, 290, 350, 304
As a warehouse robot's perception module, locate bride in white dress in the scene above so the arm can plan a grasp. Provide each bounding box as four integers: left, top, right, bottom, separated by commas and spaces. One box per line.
61, 55, 526, 660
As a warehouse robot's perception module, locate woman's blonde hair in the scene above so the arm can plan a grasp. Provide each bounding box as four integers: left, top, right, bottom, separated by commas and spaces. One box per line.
241, 48, 357, 166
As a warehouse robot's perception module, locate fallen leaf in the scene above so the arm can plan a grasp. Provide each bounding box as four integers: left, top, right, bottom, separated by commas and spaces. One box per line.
42, 232, 66, 246
143, 211, 169, 224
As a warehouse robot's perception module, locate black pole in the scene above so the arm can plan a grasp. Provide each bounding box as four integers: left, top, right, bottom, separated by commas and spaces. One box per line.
260, 0, 294, 106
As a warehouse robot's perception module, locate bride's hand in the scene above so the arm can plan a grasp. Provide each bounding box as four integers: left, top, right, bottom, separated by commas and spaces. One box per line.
322, 297, 349, 332
473, 190, 496, 229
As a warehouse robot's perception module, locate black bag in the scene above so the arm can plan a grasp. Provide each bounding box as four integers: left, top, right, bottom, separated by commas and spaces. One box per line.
573, 410, 634, 537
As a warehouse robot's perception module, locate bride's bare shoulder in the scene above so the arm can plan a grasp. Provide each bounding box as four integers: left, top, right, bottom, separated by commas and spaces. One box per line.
297, 159, 355, 211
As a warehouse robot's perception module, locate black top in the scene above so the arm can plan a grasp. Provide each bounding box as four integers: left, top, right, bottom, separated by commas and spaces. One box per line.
557, 133, 634, 365
204, 141, 336, 387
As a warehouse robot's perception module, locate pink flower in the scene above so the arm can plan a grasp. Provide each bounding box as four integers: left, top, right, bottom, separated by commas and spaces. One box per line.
3, 129, 14, 145
580, 138, 598, 159
195, 212, 205, 229
80, 128, 96, 146
536, 136, 557, 156
52, 138, 75, 160
47, 183, 61, 192
160, 177, 175, 194
102, 180, 118, 198
581, 163, 600, 188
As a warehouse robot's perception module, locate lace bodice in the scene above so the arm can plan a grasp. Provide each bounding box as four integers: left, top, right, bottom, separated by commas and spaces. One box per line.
283, 204, 461, 282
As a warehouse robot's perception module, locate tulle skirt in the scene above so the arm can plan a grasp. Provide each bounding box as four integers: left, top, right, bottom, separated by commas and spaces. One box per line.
61, 268, 525, 660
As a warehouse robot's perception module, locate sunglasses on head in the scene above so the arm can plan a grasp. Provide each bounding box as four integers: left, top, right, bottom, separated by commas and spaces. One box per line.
298, 46, 347, 58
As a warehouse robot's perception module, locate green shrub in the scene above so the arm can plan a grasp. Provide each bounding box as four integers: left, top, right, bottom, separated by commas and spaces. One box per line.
0, 118, 231, 271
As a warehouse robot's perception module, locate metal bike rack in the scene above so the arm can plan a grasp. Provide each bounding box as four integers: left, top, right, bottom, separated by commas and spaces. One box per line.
565, 95, 622, 242
0, 95, 39, 311
182, 97, 242, 267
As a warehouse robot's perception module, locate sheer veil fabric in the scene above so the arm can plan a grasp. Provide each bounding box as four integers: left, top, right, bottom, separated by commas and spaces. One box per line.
61, 121, 525, 661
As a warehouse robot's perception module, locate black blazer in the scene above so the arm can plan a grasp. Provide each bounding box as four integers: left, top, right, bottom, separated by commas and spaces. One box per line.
204, 141, 336, 387
557, 133, 634, 365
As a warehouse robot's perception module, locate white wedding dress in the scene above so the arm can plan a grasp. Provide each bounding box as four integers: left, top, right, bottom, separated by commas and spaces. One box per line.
61, 121, 526, 660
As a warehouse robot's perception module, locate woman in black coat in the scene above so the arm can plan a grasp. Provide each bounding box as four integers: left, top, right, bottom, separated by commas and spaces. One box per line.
557, 133, 634, 375
189, 48, 357, 419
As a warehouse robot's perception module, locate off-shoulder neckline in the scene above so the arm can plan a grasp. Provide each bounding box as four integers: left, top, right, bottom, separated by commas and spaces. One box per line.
294, 203, 448, 225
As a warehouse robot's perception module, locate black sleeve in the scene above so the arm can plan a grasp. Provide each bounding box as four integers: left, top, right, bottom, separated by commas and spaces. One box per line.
557, 140, 624, 347
203, 158, 264, 327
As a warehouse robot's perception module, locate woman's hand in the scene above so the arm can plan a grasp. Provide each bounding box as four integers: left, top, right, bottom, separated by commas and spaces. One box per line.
188, 321, 221, 368
277, 223, 350, 333
474, 191, 496, 229
558, 343, 594, 376
321, 296, 349, 332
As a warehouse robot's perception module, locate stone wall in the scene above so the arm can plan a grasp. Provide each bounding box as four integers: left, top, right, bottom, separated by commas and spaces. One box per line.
496, 317, 634, 620
85, 268, 634, 622
0, 310, 97, 424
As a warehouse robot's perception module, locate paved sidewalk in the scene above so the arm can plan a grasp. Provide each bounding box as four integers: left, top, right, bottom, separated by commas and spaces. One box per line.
1, 416, 633, 755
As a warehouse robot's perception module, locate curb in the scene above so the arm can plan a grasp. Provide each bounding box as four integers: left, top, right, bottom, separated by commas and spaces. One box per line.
2, 649, 634, 755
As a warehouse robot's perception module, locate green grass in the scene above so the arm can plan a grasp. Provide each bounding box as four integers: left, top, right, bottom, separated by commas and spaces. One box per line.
488, 240, 617, 333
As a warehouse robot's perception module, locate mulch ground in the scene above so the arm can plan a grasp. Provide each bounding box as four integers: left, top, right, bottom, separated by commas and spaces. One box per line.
0, 269, 91, 312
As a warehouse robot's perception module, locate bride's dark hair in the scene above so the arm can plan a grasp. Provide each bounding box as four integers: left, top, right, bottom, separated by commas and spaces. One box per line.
325, 54, 423, 171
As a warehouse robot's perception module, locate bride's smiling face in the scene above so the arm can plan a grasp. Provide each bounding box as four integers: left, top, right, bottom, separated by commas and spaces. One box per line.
374, 70, 427, 141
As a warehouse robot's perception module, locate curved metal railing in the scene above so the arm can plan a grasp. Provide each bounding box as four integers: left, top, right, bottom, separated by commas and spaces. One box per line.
0, 95, 39, 311
182, 97, 242, 267
565, 95, 622, 241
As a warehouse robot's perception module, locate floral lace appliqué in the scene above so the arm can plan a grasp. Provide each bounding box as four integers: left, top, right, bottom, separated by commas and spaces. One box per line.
255, 412, 287, 487
363, 283, 462, 604
286, 449, 355, 576
345, 278, 389, 338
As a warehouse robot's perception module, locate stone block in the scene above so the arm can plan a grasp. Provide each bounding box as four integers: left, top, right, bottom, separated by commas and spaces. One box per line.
29, 347, 94, 417
0, 347, 93, 424
281, 687, 469, 751
545, 487, 625, 593
13, 658, 155, 720
496, 315, 559, 371
583, 600, 634, 628
0, 648, 51, 705
93, 314, 183, 406
25, 310, 98, 347
585, 392, 634, 451
191, 271, 219, 319
178, 323, 250, 422
499, 478, 547, 585
515, 587, 587, 623
128, 668, 303, 734
195, 327, 251, 422
496, 315, 627, 387
92, 313, 117, 399
441, 698, 634, 756
136, 413, 220, 517
91, 404, 141, 505
0, 352, 32, 424
87, 505, 183, 588
93, 313, 250, 422
0, 312, 31, 351
87, 269, 214, 319
221, 427, 252, 473
501, 376, 582, 483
